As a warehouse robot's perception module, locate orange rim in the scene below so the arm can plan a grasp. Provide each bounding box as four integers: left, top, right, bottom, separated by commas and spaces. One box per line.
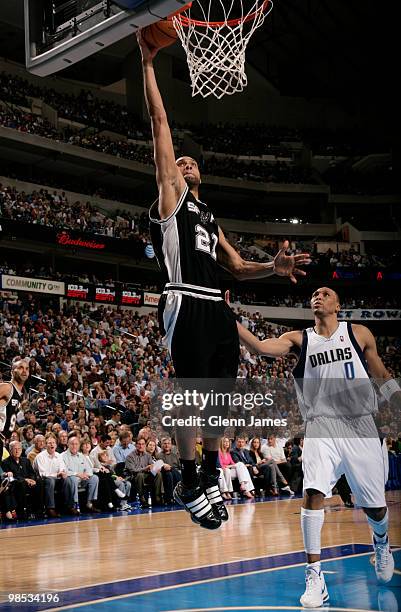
172, 0, 271, 28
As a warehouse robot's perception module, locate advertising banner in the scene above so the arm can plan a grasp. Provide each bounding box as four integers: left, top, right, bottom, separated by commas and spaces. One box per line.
1, 275, 65, 295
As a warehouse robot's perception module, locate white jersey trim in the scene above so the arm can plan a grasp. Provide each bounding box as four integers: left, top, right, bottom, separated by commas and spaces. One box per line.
165, 282, 221, 294
163, 290, 222, 301
161, 218, 182, 284
149, 186, 189, 225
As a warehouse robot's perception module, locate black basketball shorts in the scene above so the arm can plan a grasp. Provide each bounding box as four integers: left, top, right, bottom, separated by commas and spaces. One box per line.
158, 286, 239, 379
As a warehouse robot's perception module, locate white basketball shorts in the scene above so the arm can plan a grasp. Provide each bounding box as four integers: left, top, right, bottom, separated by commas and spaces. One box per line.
303, 435, 388, 508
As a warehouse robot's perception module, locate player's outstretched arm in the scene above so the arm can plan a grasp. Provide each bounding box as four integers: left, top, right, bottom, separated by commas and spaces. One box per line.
217, 231, 311, 282
137, 31, 185, 219
237, 325, 301, 357
354, 324, 401, 410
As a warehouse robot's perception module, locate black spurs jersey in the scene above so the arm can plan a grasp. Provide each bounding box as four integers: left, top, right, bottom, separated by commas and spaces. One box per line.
149, 186, 220, 290
0, 383, 23, 439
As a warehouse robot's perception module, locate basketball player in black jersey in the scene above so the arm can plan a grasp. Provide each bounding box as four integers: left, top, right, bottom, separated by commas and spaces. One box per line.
0, 357, 28, 460
137, 31, 311, 529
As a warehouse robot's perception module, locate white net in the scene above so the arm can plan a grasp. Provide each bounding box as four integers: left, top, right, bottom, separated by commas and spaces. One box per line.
172, 0, 273, 99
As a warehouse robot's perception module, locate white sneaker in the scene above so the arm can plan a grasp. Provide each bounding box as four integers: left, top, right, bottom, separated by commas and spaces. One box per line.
115, 488, 126, 499
281, 485, 294, 495
119, 502, 132, 511
373, 536, 394, 584
300, 567, 329, 608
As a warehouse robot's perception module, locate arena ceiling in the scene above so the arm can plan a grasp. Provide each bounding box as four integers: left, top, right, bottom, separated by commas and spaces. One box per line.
0, 0, 395, 109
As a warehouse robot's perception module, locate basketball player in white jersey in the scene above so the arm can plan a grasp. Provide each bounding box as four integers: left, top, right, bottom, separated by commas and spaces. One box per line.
232, 288, 399, 607
0, 357, 29, 458
137, 31, 311, 529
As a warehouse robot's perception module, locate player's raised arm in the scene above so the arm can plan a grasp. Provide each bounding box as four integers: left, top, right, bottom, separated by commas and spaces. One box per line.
354, 324, 401, 410
217, 231, 311, 283
137, 31, 186, 219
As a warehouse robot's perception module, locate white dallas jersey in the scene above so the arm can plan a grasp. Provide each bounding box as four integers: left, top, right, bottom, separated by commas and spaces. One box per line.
293, 321, 377, 421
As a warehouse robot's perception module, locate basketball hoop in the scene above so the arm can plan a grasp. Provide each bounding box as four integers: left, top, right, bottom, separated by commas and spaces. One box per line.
172, 0, 273, 99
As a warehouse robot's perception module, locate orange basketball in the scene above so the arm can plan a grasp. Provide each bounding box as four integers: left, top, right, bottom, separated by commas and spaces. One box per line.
141, 3, 192, 50
142, 20, 178, 50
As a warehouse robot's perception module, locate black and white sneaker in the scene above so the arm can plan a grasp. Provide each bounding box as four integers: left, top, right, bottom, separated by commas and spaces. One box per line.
200, 471, 229, 522
173, 481, 221, 529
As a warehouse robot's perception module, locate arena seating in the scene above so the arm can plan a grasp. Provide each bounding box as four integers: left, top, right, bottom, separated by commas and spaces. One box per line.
0, 74, 393, 192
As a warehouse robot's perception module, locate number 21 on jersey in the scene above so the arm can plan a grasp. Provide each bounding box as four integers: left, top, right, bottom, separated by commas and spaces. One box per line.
195, 224, 218, 260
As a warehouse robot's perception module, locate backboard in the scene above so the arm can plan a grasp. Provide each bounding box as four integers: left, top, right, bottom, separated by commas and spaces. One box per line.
24, 0, 187, 77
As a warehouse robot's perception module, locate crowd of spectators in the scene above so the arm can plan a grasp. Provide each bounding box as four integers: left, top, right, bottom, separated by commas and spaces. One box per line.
1, 70, 395, 196
231, 294, 401, 309
323, 162, 394, 196
0, 293, 399, 521
0, 72, 151, 140
202, 157, 316, 184
188, 123, 301, 156
0, 183, 149, 243
229, 233, 398, 271
313, 247, 397, 270
0, 106, 314, 185
1, 103, 394, 193
2, 71, 388, 159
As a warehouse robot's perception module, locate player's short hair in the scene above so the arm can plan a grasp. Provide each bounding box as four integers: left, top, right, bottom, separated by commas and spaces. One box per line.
311, 287, 341, 305
176, 155, 198, 165
11, 357, 30, 371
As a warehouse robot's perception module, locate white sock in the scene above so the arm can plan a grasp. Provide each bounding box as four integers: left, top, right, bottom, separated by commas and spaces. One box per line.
367, 510, 389, 543
301, 507, 325, 556
307, 561, 321, 573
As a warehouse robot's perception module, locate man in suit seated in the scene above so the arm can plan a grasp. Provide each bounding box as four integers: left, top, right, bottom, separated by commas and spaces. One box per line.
1, 440, 45, 518
230, 435, 259, 495
125, 437, 163, 508
157, 437, 182, 505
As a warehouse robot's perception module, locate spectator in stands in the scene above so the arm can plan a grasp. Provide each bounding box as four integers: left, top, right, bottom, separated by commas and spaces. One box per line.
89, 434, 116, 469
96, 450, 131, 510
80, 440, 117, 511
289, 437, 304, 493
125, 438, 162, 508
1, 440, 44, 518
157, 437, 182, 505
88, 424, 99, 447
122, 400, 139, 435
249, 437, 293, 496
219, 437, 254, 498
146, 440, 159, 461
20, 426, 35, 453
56, 430, 68, 454
61, 436, 100, 513
27, 434, 45, 464
113, 431, 135, 471
262, 434, 292, 484
34, 433, 78, 517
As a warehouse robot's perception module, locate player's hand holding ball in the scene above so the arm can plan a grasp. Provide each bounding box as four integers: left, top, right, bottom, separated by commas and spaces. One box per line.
136, 29, 160, 62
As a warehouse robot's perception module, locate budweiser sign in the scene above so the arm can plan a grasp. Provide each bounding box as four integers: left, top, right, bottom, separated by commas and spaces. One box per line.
57, 232, 105, 250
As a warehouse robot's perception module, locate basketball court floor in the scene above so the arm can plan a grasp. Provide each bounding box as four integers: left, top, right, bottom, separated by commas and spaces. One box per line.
0, 492, 400, 611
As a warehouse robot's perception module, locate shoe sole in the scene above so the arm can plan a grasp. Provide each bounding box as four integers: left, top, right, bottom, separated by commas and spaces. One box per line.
173, 489, 222, 530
